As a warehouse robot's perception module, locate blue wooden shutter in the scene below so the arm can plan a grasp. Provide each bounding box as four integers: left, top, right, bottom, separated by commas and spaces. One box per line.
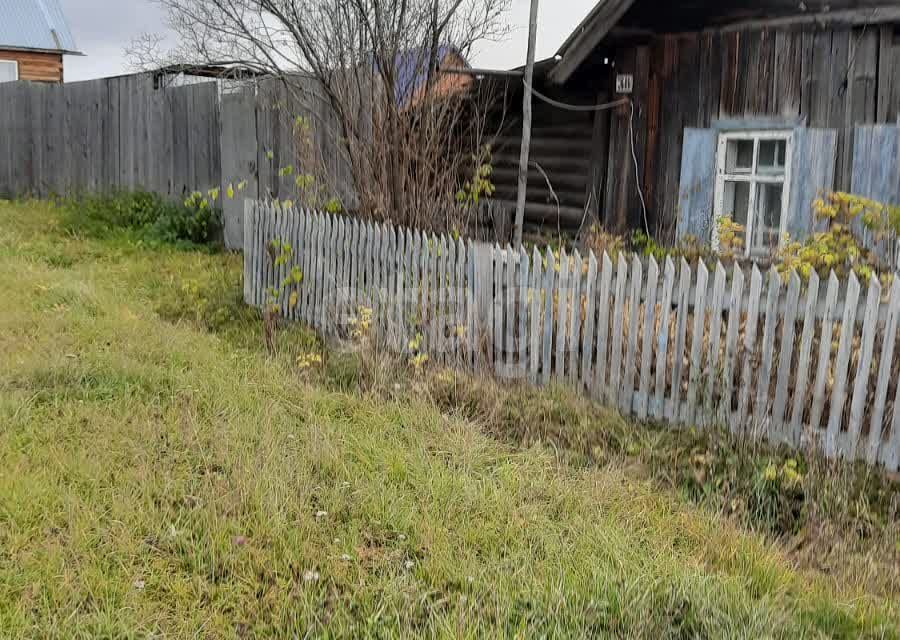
676, 128, 718, 242
786, 128, 837, 240
849, 125, 900, 263
851, 125, 900, 203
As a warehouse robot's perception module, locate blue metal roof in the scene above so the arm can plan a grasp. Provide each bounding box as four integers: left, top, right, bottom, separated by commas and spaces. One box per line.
0, 0, 80, 54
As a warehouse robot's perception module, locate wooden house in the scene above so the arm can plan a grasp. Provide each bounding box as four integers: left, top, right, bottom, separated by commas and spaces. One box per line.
0, 0, 81, 84
487, 0, 900, 255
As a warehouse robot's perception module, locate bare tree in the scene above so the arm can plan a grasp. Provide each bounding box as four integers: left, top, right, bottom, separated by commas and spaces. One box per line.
130, 0, 512, 234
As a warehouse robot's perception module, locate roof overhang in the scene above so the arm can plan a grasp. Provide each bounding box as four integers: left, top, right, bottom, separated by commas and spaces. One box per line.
547, 0, 636, 85
546, 0, 900, 86
0, 44, 83, 55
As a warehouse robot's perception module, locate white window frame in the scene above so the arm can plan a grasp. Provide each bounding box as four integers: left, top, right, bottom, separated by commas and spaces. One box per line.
712, 130, 793, 257
0, 60, 19, 83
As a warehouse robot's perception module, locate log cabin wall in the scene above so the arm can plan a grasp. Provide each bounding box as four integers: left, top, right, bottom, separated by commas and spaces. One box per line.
600, 23, 900, 243
484, 78, 600, 230
0, 50, 64, 83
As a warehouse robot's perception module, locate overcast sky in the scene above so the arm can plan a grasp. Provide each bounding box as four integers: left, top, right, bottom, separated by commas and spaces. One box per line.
59, 0, 597, 81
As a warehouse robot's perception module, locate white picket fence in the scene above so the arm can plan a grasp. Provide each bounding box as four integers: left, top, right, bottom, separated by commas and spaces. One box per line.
243, 200, 900, 471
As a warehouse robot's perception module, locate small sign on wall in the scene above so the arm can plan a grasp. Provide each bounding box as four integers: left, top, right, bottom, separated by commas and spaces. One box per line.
615, 74, 634, 94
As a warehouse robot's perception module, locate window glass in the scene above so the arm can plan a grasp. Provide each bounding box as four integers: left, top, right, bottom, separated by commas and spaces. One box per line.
0, 61, 18, 83
752, 183, 784, 252
757, 140, 786, 174
724, 181, 750, 225
725, 140, 753, 173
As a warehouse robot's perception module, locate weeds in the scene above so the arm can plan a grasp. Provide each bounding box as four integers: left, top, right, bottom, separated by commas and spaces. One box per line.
60, 190, 222, 247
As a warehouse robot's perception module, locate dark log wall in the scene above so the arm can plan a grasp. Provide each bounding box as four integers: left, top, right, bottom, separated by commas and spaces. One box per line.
488, 79, 607, 229
602, 23, 900, 242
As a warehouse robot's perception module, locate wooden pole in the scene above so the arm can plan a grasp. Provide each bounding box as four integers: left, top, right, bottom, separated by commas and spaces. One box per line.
513, 0, 540, 248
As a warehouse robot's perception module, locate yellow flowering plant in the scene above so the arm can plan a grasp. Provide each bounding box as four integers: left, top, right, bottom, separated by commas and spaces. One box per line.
776, 191, 895, 283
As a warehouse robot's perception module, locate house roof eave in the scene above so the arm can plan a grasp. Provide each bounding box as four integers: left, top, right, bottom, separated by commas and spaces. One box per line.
547, 0, 636, 85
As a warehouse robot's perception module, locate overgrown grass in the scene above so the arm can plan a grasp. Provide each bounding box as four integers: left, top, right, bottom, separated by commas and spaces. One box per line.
59, 190, 223, 247
0, 198, 898, 638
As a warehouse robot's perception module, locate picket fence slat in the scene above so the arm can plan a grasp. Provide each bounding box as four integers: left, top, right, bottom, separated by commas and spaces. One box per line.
621, 256, 641, 411
653, 257, 676, 420
265, 204, 275, 311
505, 246, 517, 374
492, 245, 502, 371
737, 266, 763, 433
457, 239, 467, 363
637, 256, 659, 420
846, 275, 881, 459
542, 248, 556, 386
826, 272, 861, 458
328, 214, 339, 329
790, 272, 820, 445
670, 259, 692, 422
686, 260, 708, 425
418, 232, 429, 349
316, 214, 327, 327
431, 235, 441, 352
581, 251, 599, 390
465, 240, 476, 366
868, 278, 900, 463
705, 262, 727, 422
772, 271, 801, 438
517, 247, 530, 377
885, 375, 900, 470
723, 266, 744, 430
753, 269, 782, 433
622, 256, 642, 413
446, 238, 456, 361
243, 200, 254, 304
414, 230, 424, 351
609, 254, 628, 406
555, 249, 570, 383
529, 246, 542, 384
244, 203, 900, 473
593, 252, 613, 400
567, 250, 583, 386
809, 274, 841, 443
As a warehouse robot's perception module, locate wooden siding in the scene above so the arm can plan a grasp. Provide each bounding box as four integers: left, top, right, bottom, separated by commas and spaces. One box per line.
0, 49, 63, 83
601, 24, 900, 241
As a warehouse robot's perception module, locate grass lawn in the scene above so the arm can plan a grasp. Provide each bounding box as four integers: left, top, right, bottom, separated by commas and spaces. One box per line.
0, 199, 897, 638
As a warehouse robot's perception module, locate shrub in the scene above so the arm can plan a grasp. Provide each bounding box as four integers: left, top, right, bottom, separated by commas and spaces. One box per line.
777, 191, 898, 282
62, 190, 222, 247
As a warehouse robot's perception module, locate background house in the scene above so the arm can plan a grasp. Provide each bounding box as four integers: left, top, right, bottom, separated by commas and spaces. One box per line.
0, 0, 81, 83
486, 0, 900, 254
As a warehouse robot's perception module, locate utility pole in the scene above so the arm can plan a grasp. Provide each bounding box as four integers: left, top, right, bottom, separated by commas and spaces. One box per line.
513, 0, 539, 248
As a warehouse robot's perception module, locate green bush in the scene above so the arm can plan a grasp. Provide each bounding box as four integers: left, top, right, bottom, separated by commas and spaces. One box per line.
62, 190, 222, 246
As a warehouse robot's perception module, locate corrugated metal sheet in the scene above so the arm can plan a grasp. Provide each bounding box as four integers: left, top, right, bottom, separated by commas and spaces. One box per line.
0, 0, 79, 53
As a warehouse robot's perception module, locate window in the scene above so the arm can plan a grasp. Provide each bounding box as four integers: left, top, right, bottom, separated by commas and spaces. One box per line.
0, 60, 18, 83
713, 131, 792, 257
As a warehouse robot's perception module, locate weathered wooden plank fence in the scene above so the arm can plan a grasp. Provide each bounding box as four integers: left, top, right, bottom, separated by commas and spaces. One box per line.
0, 73, 354, 251
247, 199, 900, 470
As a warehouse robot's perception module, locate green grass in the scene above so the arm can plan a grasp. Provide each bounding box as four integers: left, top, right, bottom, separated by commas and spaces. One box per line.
0, 198, 898, 638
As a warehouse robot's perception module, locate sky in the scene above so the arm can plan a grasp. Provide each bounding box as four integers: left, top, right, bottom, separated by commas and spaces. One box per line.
59, 0, 598, 82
